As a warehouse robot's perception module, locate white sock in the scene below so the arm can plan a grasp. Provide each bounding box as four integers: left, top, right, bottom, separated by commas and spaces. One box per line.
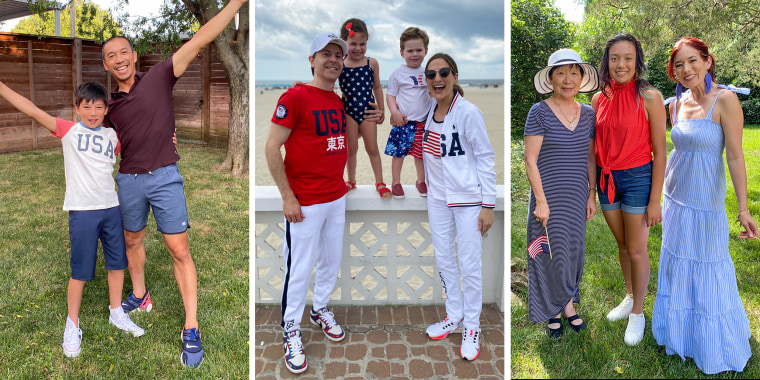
109, 306, 123, 315
66, 316, 79, 328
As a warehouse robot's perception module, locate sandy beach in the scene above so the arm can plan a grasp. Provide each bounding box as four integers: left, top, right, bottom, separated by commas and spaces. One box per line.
254, 86, 505, 187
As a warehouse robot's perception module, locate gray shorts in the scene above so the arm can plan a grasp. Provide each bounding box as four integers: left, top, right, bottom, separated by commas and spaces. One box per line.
116, 163, 190, 234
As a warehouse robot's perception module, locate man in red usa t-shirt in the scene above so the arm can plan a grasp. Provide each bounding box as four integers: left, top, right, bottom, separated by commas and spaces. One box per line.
264, 32, 349, 375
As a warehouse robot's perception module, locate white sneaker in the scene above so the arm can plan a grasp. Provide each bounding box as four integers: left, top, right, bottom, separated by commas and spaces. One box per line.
109, 306, 145, 337
309, 307, 345, 342
426, 318, 462, 339
283, 330, 308, 374
62, 316, 82, 358
624, 313, 645, 346
460, 327, 481, 360
607, 294, 634, 322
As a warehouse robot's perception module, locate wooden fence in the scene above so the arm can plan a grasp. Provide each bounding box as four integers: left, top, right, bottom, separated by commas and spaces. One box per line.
0, 32, 231, 154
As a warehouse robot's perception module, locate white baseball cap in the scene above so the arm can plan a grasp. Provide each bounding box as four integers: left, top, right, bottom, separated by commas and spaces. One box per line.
309, 32, 348, 57
533, 48, 599, 94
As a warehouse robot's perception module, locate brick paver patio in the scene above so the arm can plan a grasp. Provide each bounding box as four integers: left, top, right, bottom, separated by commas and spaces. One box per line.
254, 304, 505, 379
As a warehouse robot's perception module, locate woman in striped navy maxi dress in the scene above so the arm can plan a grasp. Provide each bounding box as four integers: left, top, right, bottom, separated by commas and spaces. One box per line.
651, 37, 759, 374
524, 49, 600, 339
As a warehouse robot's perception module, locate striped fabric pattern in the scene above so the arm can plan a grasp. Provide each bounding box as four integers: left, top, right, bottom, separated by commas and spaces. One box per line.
422, 130, 442, 157
652, 90, 751, 374
523, 100, 595, 322
527, 234, 549, 260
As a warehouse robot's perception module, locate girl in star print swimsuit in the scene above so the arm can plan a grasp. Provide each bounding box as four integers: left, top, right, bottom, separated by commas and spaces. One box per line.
339, 18, 391, 198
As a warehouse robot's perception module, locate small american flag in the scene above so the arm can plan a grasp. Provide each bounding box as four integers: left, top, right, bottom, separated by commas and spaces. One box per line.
528, 232, 552, 260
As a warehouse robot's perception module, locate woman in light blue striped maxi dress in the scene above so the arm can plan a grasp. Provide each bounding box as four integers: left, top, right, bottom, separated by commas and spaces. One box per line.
652, 37, 759, 374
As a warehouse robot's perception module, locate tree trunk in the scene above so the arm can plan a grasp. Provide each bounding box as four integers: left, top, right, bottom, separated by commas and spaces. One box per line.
216, 68, 249, 176
187, 0, 249, 177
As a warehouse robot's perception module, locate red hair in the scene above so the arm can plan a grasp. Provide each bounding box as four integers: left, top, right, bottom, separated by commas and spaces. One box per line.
667, 37, 715, 81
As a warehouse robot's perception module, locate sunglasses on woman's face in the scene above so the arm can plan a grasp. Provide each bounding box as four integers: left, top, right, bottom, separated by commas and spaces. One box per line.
425, 67, 452, 80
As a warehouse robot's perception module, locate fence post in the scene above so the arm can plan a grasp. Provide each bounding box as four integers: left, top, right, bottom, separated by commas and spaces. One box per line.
27, 40, 37, 150
72, 38, 82, 117
202, 45, 211, 142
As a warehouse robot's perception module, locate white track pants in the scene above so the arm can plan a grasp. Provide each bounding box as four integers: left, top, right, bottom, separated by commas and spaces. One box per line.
427, 197, 483, 329
280, 195, 346, 332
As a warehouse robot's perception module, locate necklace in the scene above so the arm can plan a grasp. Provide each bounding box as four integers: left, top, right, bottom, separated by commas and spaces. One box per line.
551, 96, 579, 129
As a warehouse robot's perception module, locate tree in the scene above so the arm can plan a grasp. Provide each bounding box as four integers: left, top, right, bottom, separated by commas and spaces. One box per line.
118, 0, 249, 177
511, 0, 574, 137
576, 0, 760, 116
12, 0, 120, 40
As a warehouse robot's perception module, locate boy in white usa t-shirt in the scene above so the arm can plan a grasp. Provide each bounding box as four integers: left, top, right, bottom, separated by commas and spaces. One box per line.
0, 81, 144, 358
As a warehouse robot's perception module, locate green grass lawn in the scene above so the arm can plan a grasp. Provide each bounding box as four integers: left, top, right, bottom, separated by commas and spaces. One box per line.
511, 125, 760, 379
0, 143, 248, 379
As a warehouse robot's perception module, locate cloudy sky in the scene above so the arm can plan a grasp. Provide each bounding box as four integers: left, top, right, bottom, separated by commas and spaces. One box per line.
254, 0, 505, 82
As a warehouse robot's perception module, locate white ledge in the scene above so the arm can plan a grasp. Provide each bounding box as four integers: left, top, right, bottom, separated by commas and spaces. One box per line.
255, 185, 505, 211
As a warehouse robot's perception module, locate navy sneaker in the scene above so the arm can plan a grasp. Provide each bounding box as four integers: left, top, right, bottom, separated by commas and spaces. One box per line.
121, 289, 153, 312
181, 327, 204, 368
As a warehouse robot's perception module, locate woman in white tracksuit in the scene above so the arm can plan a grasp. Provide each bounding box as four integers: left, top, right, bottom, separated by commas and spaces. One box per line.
421, 53, 496, 361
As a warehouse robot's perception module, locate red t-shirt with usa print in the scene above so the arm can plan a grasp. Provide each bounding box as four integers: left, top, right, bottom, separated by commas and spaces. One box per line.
271, 84, 347, 206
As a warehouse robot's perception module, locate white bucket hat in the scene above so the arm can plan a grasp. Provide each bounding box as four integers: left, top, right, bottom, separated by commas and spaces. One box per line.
309, 32, 348, 57
533, 48, 599, 94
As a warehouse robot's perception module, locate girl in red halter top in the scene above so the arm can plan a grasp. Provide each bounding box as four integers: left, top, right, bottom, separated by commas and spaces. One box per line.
591, 33, 666, 347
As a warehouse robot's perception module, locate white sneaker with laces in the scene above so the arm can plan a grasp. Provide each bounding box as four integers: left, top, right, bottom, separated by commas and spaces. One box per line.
109, 306, 145, 337
309, 307, 345, 342
62, 316, 82, 358
283, 330, 308, 374
460, 327, 481, 360
426, 318, 462, 339
607, 294, 634, 322
624, 313, 645, 346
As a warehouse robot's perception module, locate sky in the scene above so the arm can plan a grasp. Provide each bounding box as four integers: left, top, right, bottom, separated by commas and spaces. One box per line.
0, 0, 166, 32
254, 0, 505, 82
553, 0, 585, 23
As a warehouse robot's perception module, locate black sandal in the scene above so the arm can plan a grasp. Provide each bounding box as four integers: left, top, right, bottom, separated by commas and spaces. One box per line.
565, 314, 587, 333
545, 317, 563, 339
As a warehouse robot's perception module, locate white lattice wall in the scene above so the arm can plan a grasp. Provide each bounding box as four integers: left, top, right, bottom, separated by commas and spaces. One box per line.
254, 185, 505, 310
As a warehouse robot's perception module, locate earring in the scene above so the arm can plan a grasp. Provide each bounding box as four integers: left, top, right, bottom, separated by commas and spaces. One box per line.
704, 72, 712, 94
676, 83, 683, 101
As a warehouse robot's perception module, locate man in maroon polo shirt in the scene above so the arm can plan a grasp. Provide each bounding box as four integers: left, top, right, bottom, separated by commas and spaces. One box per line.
101, 0, 247, 368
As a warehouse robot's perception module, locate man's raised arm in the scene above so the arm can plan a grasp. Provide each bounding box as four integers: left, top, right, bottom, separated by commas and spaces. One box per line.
172, 0, 248, 77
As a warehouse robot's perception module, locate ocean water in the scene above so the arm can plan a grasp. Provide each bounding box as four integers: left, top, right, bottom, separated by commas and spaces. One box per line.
255, 78, 504, 90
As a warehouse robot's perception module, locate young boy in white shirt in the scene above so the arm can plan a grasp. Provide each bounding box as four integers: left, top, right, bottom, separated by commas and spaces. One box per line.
0, 81, 144, 358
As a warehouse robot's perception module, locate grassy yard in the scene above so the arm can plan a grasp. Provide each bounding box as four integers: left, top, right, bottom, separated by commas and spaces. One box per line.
511, 125, 760, 379
0, 143, 248, 379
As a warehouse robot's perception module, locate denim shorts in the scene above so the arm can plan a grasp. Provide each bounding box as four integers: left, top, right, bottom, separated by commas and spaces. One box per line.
116, 163, 190, 234
69, 206, 127, 281
597, 161, 652, 214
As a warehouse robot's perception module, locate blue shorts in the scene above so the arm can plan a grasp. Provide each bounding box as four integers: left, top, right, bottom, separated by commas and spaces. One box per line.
116, 163, 190, 234
69, 206, 128, 281
597, 161, 652, 214
384, 120, 420, 158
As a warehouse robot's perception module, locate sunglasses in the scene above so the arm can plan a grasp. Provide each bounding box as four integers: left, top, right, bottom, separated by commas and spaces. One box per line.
425, 67, 452, 80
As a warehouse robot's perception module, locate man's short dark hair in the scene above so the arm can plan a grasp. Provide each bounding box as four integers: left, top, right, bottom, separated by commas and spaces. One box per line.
75, 82, 108, 107
102, 35, 134, 58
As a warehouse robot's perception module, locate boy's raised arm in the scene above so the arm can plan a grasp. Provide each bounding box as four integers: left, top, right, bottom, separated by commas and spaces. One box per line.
0, 81, 57, 132
172, 0, 248, 78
